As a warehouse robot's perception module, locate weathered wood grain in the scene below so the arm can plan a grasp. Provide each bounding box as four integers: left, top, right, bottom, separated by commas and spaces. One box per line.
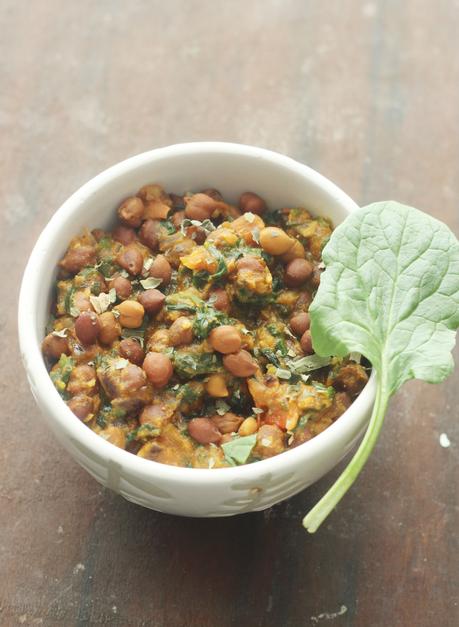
0, 1, 458, 625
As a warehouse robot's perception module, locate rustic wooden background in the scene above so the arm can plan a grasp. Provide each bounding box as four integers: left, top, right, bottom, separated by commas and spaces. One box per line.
1, 1, 458, 625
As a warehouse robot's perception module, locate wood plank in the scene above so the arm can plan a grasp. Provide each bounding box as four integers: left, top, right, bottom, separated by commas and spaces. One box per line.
1, 1, 457, 625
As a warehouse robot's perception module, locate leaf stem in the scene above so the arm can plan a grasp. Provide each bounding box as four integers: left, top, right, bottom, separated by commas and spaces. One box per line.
303, 373, 389, 533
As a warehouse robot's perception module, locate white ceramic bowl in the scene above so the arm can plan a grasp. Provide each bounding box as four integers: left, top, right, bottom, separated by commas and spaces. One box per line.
18, 142, 376, 517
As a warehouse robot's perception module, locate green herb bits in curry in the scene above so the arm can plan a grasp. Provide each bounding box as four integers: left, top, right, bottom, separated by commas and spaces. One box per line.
42, 184, 369, 468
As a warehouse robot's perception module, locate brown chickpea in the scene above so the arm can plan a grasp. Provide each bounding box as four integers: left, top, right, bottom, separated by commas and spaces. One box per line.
116, 245, 143, 276
91, 228, 105, 242
206, 374, 229, 397
188, 417, 222, 445
98, 311, 121, 345
259, 227, 294, 256
149, 254, 172, 286
144, 201, 171, 220
280, 239, 306, 263
236, 256, 264, 272
253, 424, 285, 457
225, 205, 242, 219
184, 193, 220, 221
201, 187, 223, 201
111, 276, 132, 300
310, 265, 323, 288
118, 363, 147, 397
67, 394, 93, 421
59, 245, 96, 275
73, 290, 92, 313
333, 367, 368, 396
295, 290, 312, 310
142, 352, 173, 387
139, 219, 160, 251
223, 350, 257, 377
114, 300, 145, 329
290, 312, 310, 337
117, 196, 144, 227
191, 227, 207, 245
170, 194, 185, 210
137, 183, 168, 202
209, 288, 230, 312
149, 328, 170, 350
67, 365, 97, 396
112, 225, 136, 246
74, 311, 100, 345
42, 333, 70, 360
209, 325, 242, 354
138, 289, 165, 315
284, 258, 313, 287
211, 412, 243, 434
169, 316, 193, 346
300, 330, 314, 355
171, 210, 185, 228
239, 191, 266, 215
119, 338, 145, 365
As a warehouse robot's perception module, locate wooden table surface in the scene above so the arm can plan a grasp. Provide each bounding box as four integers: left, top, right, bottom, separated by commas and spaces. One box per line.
1, 1, 458, 625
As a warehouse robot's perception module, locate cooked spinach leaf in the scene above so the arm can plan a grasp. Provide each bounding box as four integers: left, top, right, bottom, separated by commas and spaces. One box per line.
50, 354, 75, 396
192, 271, 210, 289
160, 219, 176, 235
193, 304, 232, 340
172, 351, 221, 378
260, 348, 281, 368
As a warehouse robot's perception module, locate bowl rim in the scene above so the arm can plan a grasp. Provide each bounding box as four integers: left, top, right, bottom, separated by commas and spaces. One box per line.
18, 141, 376, 485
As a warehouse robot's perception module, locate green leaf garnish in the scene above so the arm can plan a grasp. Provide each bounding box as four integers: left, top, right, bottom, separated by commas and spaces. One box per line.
165, 291, 202, 312
206, 245, 228, 282
166, 303, 197, 313
160, 219, 176, 235
259, 348, 281, 367
126, 423, 160, 443
52, 328, 69, 338
176, 382, 204, 404
172, 351, 221, 378
192, 270, 210, 289
286, 354, 331, 374
215, 399, 231, 415
89, 288, 117, 314
193, 304, 232, 340
64, 286, 79, 317
96, 258, 118, 278
113, 358, 129, 370
222, 434, 257, 465
274, 367, 291, 380
141, 257, 154, 276
180, 218, 216, 237
139, 277, 162, 290
97, 236, 113, 250
303, 201, 459, 533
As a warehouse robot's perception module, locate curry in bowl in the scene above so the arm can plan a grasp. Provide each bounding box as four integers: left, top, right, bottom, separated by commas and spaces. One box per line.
42, 185, 368, 468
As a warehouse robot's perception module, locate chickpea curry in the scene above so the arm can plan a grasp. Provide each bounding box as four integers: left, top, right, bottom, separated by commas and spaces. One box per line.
43, 185, 369, 468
